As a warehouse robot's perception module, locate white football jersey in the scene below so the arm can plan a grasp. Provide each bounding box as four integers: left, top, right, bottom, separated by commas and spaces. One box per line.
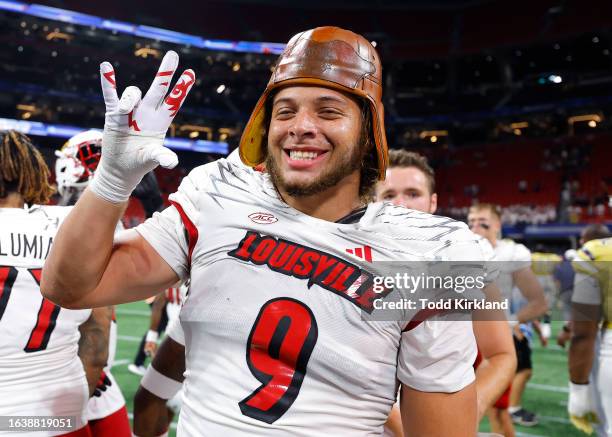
0, 205, 91, 435
492, 238, 531, 313
136, 159, 495, 436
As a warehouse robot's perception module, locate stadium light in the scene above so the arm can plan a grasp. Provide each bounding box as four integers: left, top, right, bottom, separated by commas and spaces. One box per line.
134, 47, 161, 59
548, 74, 562, 83
568, 114, 602, 124
45, 31, 72, 41
419, 130, 448, 139
216, 84, 226, 94
180, 125, 213, 141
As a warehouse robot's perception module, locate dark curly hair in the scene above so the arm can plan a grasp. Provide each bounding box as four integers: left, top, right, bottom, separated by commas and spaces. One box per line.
0, 130, 55, 205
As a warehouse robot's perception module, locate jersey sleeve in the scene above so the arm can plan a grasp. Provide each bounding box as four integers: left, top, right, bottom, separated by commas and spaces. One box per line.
135, 206, 190, 280
134, 170, 203, 280
437, 232, 499, 286
166, 317, 185, 346
512, 243, 532, 271
397, 317, 476, 392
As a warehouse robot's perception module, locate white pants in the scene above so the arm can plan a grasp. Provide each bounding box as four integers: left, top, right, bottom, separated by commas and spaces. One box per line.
595, 328, 612, 436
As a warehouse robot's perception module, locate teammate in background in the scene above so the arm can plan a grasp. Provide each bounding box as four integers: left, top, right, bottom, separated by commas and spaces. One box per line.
557, 225, 610, 349
134, 282, 188, 437
55, 130, 131, 437
127, 171, 170, 376
128, 295, 169, 376
568, 224, 611, 435
531, 249, 562, 346
374, 149, 516, 436
555, 249, 577, 348
143, 282, 187, 358
0, 130, 111, 437
44, 29, 502, 435
468, 204, 547, 435
134, 324, 185, 437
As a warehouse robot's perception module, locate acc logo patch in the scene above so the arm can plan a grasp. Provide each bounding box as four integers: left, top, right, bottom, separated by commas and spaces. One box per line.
248, 212, 278, 224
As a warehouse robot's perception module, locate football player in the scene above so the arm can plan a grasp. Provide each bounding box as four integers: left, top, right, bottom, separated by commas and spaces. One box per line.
375, 150, 516, 435
468, 204, 547, 435
55, 130, 132, 436
0, 130, 111, 437
134, 310, 186, 437
44, 28, 502, 435
143, 282, 187, 359
568, 224, 611, 435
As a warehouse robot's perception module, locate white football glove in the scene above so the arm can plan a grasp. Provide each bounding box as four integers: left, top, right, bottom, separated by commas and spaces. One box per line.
89, 50, 196, 203
568, 382, 600, 434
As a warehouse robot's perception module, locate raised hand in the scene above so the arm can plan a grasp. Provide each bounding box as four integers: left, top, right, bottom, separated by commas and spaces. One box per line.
90, 51, 196, 203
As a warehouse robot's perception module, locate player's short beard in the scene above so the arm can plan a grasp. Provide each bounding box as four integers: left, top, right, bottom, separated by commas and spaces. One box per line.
266, 140, 366, 197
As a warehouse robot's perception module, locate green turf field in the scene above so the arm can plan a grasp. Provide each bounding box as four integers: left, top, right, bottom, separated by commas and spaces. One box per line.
113, 301, 584, 437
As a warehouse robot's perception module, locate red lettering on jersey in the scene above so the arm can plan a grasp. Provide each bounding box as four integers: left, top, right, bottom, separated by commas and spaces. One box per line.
252, 238, 276, 263
330, 266, 358, 292
292, 250, 320, 277
229, 232, 392, 313
282, 247, 305, 272
268, 242, 293, 268
320, 262, 346, 286
312, 255, 337, 281
228, 231, 259, 260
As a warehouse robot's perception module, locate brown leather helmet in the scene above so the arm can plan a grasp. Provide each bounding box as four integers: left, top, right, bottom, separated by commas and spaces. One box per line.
238, 26, 388, 180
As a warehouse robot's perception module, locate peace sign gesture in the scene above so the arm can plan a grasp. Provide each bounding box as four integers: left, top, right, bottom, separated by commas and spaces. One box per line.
90, 51, 196, 204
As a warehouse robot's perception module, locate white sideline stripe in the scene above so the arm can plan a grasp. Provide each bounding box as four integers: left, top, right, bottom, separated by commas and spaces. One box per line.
127, 412, 177, 429
116, 309, 150, 317
516, 432, 545, 437
118, 334, 142, 342
527, 382, 568, 393
112, 359, 130, 366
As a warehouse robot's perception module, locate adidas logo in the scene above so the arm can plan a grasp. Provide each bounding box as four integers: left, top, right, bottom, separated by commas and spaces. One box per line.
346, 245, 373, 263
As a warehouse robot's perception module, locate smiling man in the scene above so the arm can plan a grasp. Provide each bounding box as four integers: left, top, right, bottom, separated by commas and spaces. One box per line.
43, 27, 496, 436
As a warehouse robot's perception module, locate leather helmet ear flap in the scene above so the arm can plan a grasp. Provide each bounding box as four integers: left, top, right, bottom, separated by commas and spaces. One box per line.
239, 26, 388, 180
